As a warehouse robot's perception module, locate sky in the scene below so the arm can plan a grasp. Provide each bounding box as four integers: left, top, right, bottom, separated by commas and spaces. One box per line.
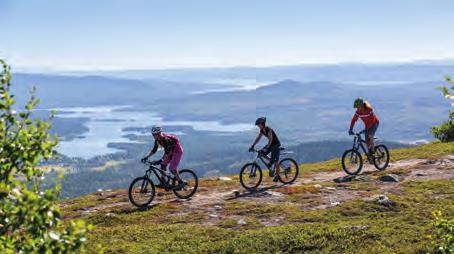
1, 0, 454, 71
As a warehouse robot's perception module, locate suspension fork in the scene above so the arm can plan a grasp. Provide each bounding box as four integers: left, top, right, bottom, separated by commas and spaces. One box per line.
350, 137, 359, 162
249, 157, 261, 176
140, 173, 149, 192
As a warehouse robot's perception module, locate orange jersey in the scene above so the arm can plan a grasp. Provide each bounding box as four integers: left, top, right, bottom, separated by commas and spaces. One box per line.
350, 107, 379, 130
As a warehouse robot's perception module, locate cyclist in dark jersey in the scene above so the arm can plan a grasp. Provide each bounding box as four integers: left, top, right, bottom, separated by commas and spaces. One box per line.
249, 117, 282, 182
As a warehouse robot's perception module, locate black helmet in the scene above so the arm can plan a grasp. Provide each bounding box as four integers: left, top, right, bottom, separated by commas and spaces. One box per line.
255, 117, 266, 125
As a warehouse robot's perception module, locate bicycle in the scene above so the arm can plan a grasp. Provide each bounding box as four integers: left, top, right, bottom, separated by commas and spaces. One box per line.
128, 159, 198, 208
341, 130, 390, 175
239, 148, 299, 190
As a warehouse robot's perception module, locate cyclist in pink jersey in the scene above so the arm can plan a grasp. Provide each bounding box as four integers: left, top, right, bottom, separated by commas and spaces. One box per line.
142, 126, 184, 183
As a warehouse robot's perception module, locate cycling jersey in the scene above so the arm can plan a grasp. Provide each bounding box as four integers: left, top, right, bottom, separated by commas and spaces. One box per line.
151, 133, 182, 155
152, 133, 183, 173
260, 126, 281, 148
350, 107, 379, 130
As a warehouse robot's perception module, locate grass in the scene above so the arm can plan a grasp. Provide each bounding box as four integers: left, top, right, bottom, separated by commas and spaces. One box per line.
60, 141, 454, 253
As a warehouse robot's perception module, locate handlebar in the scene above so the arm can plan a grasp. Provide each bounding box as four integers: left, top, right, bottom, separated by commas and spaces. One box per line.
350, 130, 366, 136
249, 148, 259, 153
142, 159, 162, 166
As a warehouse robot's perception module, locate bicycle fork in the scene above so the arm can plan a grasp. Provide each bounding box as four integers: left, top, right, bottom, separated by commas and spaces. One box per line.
140, 177, 148, 193
249, 164, 258, 177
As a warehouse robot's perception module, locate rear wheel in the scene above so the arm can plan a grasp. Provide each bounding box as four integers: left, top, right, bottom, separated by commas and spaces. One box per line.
173, 169, 198, 199
278, 158, 299, 184
239, 163, 262, 190
342, 149, 363, 175
373, 145, 390, 171
128, 177, 155, 208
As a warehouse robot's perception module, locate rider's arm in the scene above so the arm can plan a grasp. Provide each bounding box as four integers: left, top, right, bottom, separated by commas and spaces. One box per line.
251, 132, 263, 148
349, 113, 359, 131
145, 140, 159, 158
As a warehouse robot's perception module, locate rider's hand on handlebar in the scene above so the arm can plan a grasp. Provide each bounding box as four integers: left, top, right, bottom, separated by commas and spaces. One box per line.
141, 157, 148, 163
348, 130, 354, 136
248, 146, 255, 152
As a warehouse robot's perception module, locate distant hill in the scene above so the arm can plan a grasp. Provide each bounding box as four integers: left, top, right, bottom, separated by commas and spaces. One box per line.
148, 78, 449, 142
75, 62, 454, 83
11, 73, 218, 108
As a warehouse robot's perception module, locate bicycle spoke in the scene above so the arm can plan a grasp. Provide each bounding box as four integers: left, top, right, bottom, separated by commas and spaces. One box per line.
278, 158, 298, 184
129, 177, 155, 207
173, 169, 198, 199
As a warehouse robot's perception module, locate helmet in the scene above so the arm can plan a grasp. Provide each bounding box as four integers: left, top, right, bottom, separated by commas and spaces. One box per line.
255, 117, 266, 126
353, 98, 364, 109
151, 126, 162, 134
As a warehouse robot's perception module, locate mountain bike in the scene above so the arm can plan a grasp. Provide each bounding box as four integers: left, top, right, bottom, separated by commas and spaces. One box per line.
341, 130, 390, 175
128, 159, 198, 208
239, 148, 299, 190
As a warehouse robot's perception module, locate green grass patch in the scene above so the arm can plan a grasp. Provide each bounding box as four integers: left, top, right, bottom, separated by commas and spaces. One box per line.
60, 142, 454, 253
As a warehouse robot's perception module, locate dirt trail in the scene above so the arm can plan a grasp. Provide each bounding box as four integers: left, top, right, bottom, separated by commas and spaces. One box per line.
64, 156, 454, 223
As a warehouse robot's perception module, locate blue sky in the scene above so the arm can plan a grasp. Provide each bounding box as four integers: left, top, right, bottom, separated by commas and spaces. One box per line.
1, 0, 454, 71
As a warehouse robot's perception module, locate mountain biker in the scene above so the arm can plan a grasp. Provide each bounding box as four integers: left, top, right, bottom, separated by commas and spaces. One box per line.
249, 117, 282, 182
142, 126, 184, 185
349, 98, 380, 159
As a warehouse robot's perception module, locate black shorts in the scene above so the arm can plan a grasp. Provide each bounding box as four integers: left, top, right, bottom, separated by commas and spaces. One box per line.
365, 122, 379, 138
263, 144, 280, 164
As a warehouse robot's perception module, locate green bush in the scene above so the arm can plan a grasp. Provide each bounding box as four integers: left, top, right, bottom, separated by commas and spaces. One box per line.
432, 76, 454, 142
428, 210, 453, 254
0, 59, 89, 253
432, 111, 454, 142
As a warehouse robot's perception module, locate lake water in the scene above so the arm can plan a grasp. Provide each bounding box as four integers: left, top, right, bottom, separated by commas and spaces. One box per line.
51, 106, 252, 159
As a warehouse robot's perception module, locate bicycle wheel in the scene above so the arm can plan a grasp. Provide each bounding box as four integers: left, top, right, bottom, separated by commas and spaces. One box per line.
173, 169, 198, 199
278, 158, 299, 184
239, 163, 262, 190
128, 177, 155, 208
373, 145, 390, 171
341, 149, 363, 175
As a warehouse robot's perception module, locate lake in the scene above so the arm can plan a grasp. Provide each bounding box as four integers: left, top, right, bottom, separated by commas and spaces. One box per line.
51, 106, 252, 159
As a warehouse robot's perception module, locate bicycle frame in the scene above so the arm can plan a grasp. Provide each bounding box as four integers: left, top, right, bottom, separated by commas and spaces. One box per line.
250, 148, 292, 174
143, 163, 177, 189
352, 135, 369, 153
351, 130, 378, 159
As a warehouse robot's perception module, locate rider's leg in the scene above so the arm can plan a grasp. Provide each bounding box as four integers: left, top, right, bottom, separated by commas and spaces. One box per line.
274, 161, 281, 175
271, 146, 281, 181
161, 154, 171, 177
272, 148, 280, 175
367, 123, 379, 154
368, 134, 375, 154
169, 149, 183, 182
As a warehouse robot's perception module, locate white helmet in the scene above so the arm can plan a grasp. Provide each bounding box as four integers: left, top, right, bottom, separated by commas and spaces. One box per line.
151, 126, 162, 134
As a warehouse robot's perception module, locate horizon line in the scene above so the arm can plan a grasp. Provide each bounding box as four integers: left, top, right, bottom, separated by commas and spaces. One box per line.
10, 57, 454, 74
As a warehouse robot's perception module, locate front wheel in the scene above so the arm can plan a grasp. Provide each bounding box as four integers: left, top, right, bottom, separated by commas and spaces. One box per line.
239, 163, 263, 190
373, 145, 390, 171
342, 149, 363, 175
128, 177, 156, 208
173, 169, 198, 199
278, 158, 299, 184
